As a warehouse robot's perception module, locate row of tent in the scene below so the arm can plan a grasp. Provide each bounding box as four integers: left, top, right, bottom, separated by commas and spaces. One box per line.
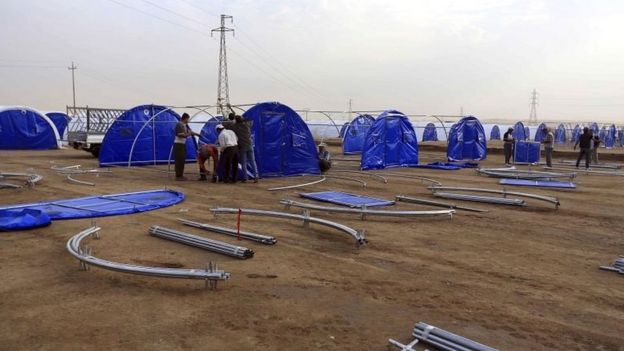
0, 106, 71, 150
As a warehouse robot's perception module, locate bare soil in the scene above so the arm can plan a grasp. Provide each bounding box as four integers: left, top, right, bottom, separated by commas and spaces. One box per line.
1, 146, 623, 351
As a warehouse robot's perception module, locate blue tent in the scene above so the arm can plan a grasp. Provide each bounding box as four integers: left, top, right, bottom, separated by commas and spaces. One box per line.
339, 122, 350, 138
513, 121, 527, 141
534, 123, 546, 142
447, 116, 487, 161
45, 112, 71, 139
360, 110, 418, 170
342, 114, 375, 154
198, 115, 225, 145
0, 106, 61, 150
571, 124, 581, 143
99, 104, 197, 167
490, 125, 501, 140
604, 125, 617, 148
555, 124, 566, 144
599, 127, 608, 147
590, 122, 599, 135
242, 101, 319, 177
422, 122, 438, 141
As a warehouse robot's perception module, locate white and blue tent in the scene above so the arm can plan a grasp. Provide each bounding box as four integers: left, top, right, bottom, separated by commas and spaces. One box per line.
342, 114, 375, 154
198, 115, 225, 145
534, 123, 546, 142
447, 116, 487, 161
513, 121, 528, 141
490, 125, 501, 140
555, 124, 566, 144
45, 111, 71, 139
0, 106, 61, 149
360, 110, 418, 170
422, 122, 438, 142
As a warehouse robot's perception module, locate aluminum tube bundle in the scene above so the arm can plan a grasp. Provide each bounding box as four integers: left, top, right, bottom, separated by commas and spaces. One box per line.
66, 226, 230, 285
433, 192, 526, 206
428, 186, 560, 208
210, 207, 367, 246
412, 322, 499, 351
599, 257, 624, 274
178, 218, 277, 245
395, 195, 488, 213
280, 199, 454, 219
149, 225, 254, 259
476, 168, 575, 180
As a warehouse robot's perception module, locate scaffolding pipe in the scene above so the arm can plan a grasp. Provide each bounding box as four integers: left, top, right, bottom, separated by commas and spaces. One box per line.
210, 207, 367, 246
149, 226, 254, 259
412, 322, 499, 351
429, 186, 560, 208
395, 195, 488, 213
325, 175, 367, 187
543, 166, 624, 177
331, 170, 388, 183
377, 172, 442, 186
476, 168, 575, 181
67, 174, 95, 186
267, 176, 326, 191
178, 218, 277, 245
432, 192, 526, 206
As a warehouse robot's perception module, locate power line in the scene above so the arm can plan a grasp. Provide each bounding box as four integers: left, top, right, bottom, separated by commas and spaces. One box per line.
139, 0, 210, 29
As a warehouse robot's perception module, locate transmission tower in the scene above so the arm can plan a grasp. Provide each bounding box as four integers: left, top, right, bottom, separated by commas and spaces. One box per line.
211, 14, 234, 115
529, 89, 538, 124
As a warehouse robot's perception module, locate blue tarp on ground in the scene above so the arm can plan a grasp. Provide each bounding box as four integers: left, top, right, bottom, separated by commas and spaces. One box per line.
447, 116, 487, 161
342, 114, 375, 155
99, 105, 198, 167
198, 115, 225, 145
242, 102, 319, 177
499, 179, 576, 189
513, 121, 527, 141
45, 112, 71, 139
555, 124, 566, 144
0, 209, 51, 231
534, 123, 546, 142
0, 189, 184, 221
413, 162, 462, 170
300, 191, 394, 207
514, 141, 541, 163
490, 125, 501, 140
422, 123, 438, 141
571, 124, 581, 143
0, 106, 61, 150
360, 110, 418, 170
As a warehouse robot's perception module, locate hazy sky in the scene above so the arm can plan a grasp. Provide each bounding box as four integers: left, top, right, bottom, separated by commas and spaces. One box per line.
1, 0, 623, 122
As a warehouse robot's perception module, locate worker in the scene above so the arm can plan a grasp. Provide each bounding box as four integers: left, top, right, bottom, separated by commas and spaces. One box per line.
174, 113, 200, 181
215, 124, 238, 183
591, 133, 601, 164
574, 127, 592, 169
197, 144, 218, 182
542, 127, 554, 167
318, 142, 332, 172
224, 114, 258, 183
503, 127, 514, 165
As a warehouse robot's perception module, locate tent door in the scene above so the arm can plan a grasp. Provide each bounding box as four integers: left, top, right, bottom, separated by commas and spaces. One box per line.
259, 112, 286, 175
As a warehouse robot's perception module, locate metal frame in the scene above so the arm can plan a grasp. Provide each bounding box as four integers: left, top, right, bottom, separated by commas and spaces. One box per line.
149, 226, 254, 259
210, 207, 367, 246
395, 195, 488, 213
66, 226, 230, 289
476, 168, 576, 181
179, 218, 277, 245
412, 322, 499, 351
331, 170, 388, 183
544, 166, 624, 177
325, 175, 367, 187
376, 172, 442, 186
599, 256, 624, 275
428, 186, 560, 208
267, 176, 327, 191
0, 172, 43, 188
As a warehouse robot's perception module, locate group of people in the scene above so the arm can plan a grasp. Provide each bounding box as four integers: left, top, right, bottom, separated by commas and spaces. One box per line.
502, 125, 601, 169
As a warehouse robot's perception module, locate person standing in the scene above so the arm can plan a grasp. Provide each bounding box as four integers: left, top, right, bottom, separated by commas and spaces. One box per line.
542, 127, 554, 167
225, 114, 258, 183
591, 133, 601, 164
174, 113, 199, 181
503, 127, 514, 165
318, 143, 332, 172
574, 127, 592, 169
216, 124, 238, 183
197, 143, 219, 182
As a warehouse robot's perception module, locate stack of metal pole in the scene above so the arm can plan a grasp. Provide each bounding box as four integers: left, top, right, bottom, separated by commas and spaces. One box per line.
433, 192, 526, 206
599, 256, 624, 274
412, 322, 499, 351
149, 226, 254, 259
178, 218, 277, 245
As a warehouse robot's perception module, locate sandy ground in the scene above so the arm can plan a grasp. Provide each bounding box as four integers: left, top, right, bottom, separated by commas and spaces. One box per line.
1, 146, 623, 351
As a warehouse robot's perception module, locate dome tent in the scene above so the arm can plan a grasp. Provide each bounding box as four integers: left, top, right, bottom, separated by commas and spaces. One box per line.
422, 122, 438, 141
534, 123, 546, 142
242, 101, 319, 177
198, 115, 225, 145
0, 106, 61, 150
99, 104, 198, 166
360, 110, 418, 170
342, 114, 375, 154
604, 125, 617, 148
490, 125, 501, 140
571, 124, 581, 143
45, 111, 71, 139
512, 121, 527, 141
555, 124, 566, 143
447, 115, 487, 161
339, 122, 350, 138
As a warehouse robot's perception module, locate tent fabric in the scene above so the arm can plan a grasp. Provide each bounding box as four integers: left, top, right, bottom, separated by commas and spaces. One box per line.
571, 125, 581, 143
512, 121, 527, 141
198, 115, 225, 145
342, 114, 375, 154
0, 189, 185, 220
242, 102, 320, 177
0, 209, 52, 231
605, 125, 617, 148
618, 128, 624, 147
413, 162, 461, 170
534, 123, 546, 142
499, 179, 576, 189
99, 104, 198, 167
45, 112, 71, 139
599, 127, 608, 147
0, 106, 61, 150
360, 110, 419, 170
299, 191, 394, 207
490, 125, 501, 140
422, 123, 438, 141
339, 122, 350, 138
524, 126, 530, 140
447, 116, 487, 161
555, 124, 566, 144
514, 141, 540, 163
590, 122, 599, 135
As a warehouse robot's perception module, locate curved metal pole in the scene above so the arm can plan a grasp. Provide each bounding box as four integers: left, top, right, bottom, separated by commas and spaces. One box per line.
127, 106, 177, 168
295, 110, 341, 135
330, 170, 388, 183
267, 176, 326, 191
377, 172, 442, 186
325, 175, 367, 187
408, 114, 450, 144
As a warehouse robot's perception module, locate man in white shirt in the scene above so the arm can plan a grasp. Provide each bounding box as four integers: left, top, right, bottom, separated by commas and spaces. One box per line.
216, 124, 239, 183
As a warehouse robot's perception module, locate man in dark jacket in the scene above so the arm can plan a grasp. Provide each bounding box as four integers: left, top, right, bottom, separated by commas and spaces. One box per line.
224, 114, 258, 183
574, 127, 592, 169
503, 127, 514, 165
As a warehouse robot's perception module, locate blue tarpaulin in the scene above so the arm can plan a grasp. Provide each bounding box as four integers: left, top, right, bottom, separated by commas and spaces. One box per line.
0, 106, 61, 150
339, 122, 350, 138
413, 162, 462, 170
342, 114, 375, 154
605, 125, 617, 148
534, 123, 546, 142
499, 179, 576, 189
360, 110, 418, 170
555, 124, 566, 144
99, 105, 198, 167
242, 102, 319, 177
0, 189, 184, 221
571, 125, 581, 143
0, 209, 51, 231
590, 122, 599, 135
447, 116, 487, 161
490, 125, 501, 140
198, 115, 225, 145
45, 112, 71, 139
514, 141, 540, 163
513, 121, 527, 141
299, 191, 394, 207
422, 123, 438, 141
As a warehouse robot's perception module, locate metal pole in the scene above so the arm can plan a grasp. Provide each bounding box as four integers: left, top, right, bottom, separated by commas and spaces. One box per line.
68, 61, 77, 110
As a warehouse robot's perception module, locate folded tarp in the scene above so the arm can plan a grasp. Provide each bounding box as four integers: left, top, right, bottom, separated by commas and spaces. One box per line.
413, 162, 462, 170
299, 191, 394, 207
0, 209, 51, 231
499, 179, 576, 189
0, 189, 184, 220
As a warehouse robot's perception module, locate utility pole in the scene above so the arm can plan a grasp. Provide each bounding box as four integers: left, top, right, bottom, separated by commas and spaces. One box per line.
211, 15, 234, 115
348, 98, 352, 119
68, 61, 78, 110
529, 89, 538, 124
460, 106, 464, 116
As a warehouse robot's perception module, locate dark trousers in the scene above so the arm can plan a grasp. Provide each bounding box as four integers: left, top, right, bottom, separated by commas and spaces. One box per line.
319, 159, 331, 172
174, 143, 186, 178
504, 143, 513, 164
545, 147, 553, 167
576, 148, 590, 169
222, 146, 239, 182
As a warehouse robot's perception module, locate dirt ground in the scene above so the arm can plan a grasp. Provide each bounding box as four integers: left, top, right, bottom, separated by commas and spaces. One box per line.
1, 146, 623, 351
